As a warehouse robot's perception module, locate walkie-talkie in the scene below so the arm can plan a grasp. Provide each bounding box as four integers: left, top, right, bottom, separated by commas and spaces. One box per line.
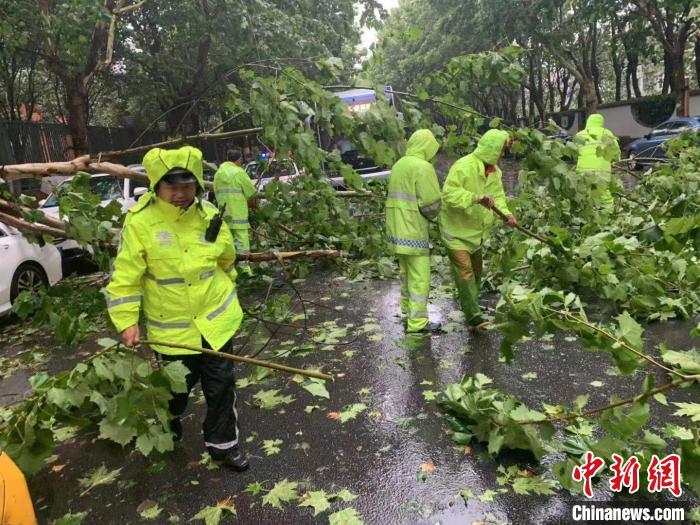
205, 203, 227, 242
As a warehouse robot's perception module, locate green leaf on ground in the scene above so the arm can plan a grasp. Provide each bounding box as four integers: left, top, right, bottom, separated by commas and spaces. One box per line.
262, 439, 283, 455
477, 489, 498, 502
333, 489, 358, 502
422, 390, 439, 401
302, 379, 330, 399
329, 403, 367, 423
55, 512, 89, 525
138, 501, 162, 520
329, 507, 365, 525
298, 490, 332, 516
262, 479, 299, 509
190, 499, 236, 525
253, 389, 295, 410
244, 481, 264, 496
78, 465, 122, 496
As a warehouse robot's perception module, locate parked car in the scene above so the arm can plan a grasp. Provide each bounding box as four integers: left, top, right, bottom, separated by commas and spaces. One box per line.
0, 221, 63, 315
626, 116, 700, 168
246, 159, 303, 189
39, 173, 148, 264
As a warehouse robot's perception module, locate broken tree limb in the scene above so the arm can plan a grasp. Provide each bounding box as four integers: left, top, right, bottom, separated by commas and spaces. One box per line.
0, 198, 67, 230
238, 249, 342, 262
98, 127, 264, 160
491, 206, 560, 249
138, 339, 333, 381
0, 210, 67, 237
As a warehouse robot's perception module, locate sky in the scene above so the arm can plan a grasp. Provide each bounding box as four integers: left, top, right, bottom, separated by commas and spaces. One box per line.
359, 0, 399, 51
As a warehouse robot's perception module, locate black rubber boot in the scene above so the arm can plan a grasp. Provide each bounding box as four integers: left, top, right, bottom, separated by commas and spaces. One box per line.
415, 321, 444, 334
170, 418, 183, 442
209, 445, 250, 472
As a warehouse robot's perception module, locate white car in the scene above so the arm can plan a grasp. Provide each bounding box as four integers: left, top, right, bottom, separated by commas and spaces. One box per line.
0, 222, 63, 315
39, 173, 148, 221
39, 173, 149, 263
245, 159, 303, 189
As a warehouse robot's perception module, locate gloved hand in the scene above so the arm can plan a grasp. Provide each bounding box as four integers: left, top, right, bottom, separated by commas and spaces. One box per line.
476, 195, 495, 209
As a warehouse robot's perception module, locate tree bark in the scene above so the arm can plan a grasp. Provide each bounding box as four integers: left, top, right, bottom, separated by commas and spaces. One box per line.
696, 36, 700, 88
64, 77, 91, 157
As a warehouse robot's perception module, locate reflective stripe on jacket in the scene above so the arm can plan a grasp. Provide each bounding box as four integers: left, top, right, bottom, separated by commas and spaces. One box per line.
385, 129, 442, 255
213, 162, 257, 230
106, 196, 243, 355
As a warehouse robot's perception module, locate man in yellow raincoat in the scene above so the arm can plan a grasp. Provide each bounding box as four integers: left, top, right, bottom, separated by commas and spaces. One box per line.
439, 129, 516, 331
385, 129, 443, 333
214, 149, 257, 276
106, 146, 249, 471
575, 113, 621, 214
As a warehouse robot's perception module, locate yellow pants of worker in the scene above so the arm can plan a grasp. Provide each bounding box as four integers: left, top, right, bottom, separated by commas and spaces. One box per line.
398, 254, 430, 332
0, 453, 37, 525
231, 228, 253, 276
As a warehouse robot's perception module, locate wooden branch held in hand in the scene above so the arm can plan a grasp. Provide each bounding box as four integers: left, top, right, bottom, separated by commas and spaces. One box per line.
491, 206, 559, 249
139, 339, 333, 381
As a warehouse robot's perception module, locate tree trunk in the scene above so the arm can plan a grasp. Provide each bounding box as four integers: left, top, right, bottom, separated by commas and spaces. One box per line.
662, 49, 672, 94
695, 36, 700, 89
669, 48, 686, 115
581, 79, 598, 114
64, 76, 90, 157
626, 51, 642, 97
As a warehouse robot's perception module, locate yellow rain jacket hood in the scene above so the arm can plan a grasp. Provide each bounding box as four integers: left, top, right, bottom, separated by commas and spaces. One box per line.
385, 129, 442, 255
439, 129, 511, 251
142, 146, 205, 189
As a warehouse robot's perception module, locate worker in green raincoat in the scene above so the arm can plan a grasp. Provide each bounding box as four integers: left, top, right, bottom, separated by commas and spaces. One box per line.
575, 113, 621, 214
385, 129, 443, 333
439, 129, 516, 331
213, 149, 257, 276
106, 146, 249, 471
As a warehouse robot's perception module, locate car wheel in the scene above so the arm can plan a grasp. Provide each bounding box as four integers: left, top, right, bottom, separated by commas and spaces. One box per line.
10, 263, 48, 303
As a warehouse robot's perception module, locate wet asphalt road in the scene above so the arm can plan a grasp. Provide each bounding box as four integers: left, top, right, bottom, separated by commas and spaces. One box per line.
2, 269, 698, 525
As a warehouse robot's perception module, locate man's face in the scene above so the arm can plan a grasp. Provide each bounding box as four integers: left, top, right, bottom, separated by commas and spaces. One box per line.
157, 181, 197, 208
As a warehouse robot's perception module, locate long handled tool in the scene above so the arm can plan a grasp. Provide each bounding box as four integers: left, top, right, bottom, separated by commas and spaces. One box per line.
491, 206, 560, 249
139, 339, 333, 381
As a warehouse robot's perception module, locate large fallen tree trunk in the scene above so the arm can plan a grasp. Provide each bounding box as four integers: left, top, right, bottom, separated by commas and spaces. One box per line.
1, 160, 369, 198
0, 209, 342, 263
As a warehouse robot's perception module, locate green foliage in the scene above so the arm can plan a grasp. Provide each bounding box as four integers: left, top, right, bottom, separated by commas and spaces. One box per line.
631, 94, 676, 127
0, 347, 187, 474
11, 276, 109, 345
488, 129, 700, 321
262, 479, 300, 509
439, 374, 556, 459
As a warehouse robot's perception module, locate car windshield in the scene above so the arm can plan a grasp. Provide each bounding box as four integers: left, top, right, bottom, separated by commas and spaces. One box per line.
246, 161, 295, 181
43, 176, 123, 207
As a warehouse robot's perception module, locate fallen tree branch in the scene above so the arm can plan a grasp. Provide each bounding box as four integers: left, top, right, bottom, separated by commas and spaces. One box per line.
491, 206, 560, 249
239, 249, 342, 262
0, 198, 67, 230
0, 210, 67, 237
138, 339, 333, 381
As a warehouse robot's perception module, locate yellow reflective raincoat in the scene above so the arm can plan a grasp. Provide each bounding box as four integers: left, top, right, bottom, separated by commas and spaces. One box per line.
106, 146, 243, 356
385, 129, 442, 255
439, 129, 511, 252
213, 162, 257, 231
575, 113, 621, 209
0, 452, 36, 525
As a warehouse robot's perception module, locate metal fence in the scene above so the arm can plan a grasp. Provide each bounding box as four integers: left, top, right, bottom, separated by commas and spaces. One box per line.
0, 120, 254, 167
0, 120, 167, 165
